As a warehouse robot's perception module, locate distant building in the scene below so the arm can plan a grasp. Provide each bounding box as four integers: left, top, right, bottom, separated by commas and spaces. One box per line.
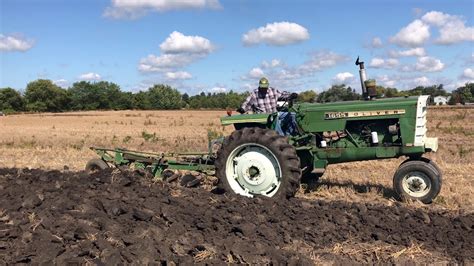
433, 96, 450, 105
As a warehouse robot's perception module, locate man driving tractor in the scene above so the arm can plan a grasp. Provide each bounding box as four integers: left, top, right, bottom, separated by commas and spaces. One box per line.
237, 77, 297, 114
237, 77, 298, 136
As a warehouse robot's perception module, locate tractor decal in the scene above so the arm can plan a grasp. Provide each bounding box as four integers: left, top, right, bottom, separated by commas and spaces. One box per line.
324, 109, 406, 119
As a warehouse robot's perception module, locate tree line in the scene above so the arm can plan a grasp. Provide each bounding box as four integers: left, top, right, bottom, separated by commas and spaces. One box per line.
1, 79, 473, 113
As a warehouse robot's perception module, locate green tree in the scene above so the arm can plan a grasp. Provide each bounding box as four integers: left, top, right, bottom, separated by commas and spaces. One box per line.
373, 86, 400, 98
297, 90, 317, 103
187, 90, 248, 109
384, 87, 400, 98
225, 90, 248, 109
0, 87, 25, 112
98, 81, 132, 110
317, 84, 361, 102
132, 91, 151, 109
448, 93, 460, 105
452, 83, 474, 104
69, 81, 132, 110
147, 84, 182, 109
182, 93, 190, 103
404, 85, 447, 104
69, 81, 104, 110
25, 79, 70, 112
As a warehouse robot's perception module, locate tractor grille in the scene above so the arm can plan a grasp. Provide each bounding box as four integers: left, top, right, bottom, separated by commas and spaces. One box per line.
414, 95, 429, 147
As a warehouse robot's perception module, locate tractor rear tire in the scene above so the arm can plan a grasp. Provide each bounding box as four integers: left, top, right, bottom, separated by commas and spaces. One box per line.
85, 159, 109, 174
215, 127, 301, 199
393, 160, 441, 204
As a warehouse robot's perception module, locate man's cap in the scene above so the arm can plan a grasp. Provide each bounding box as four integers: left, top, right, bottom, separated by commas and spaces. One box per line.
259, 77, 269, 89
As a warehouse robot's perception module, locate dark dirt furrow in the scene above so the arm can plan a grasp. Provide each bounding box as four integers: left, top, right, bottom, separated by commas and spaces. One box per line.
0, 168, 472, 264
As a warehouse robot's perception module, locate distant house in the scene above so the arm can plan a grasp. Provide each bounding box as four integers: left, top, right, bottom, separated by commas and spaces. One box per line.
433, 96, 450, 105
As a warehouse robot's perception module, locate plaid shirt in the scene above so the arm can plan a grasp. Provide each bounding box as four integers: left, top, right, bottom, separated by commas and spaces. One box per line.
241, 87, 290, 113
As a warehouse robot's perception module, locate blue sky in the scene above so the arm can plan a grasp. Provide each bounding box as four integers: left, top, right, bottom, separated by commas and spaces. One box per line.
1, 0, 473, 95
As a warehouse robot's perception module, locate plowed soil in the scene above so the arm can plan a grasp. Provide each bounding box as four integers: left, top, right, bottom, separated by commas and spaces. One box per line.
1, 168, 473, 264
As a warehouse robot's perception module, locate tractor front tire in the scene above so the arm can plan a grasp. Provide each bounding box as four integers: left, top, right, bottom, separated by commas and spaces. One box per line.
85, 159, 109, 174
393, 160, 442, 204
215, 127, 301, 199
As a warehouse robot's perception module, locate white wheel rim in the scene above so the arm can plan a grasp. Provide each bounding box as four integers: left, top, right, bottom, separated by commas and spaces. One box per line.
402, 171, 431, 198
225, 143, 282, 198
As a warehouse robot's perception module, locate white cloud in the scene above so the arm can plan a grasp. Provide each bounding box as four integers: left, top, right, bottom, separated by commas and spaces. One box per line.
462, 68, 474, 79
369, 57, 399, 69
104, 0, 222, 19
241, 50, 349, 90
421, 11, 474, 45
165, 71, 192, 80
376, 75, 397, 88
160, 31, 214, 54
372, 74, 455, 91
262, 59, 281, 68
386, 59, 400, 67
332, 72, 354, 84
248, 67, 264, 79
0, 34, 34, 52
369, 58, 384, 68
139, 54, 194, 72
415, 56, 444, 72
53, 79, 69, 88
421, 11, 452, 26
78, 72, 102, 81
242, 22, 309, 46
389, 47, 426, 57
138, 31, 215, 73
389, 11, 473, 47
371, 37, 383, 48
454, 81, 471, 89
210, 86, 227, 93
298, 51, 349, 73
454, 71, 474, 89
414, 76, 431, 86
390, 20, 430, 47
373, 74, 434, 90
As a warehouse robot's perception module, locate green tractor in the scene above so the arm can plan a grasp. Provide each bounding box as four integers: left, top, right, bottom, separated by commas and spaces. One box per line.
215, 58, 441, 203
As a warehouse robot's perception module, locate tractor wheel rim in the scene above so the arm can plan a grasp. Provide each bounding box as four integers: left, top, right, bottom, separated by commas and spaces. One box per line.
402, 171, 431, 198
225, 143, 282, 198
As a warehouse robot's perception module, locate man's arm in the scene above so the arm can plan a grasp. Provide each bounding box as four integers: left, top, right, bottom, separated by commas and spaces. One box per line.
239, 93, 255, 113
273, 88, 297, 101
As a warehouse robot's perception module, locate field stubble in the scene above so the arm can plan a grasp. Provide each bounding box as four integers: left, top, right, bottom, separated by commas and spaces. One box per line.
0, 107, 473, 210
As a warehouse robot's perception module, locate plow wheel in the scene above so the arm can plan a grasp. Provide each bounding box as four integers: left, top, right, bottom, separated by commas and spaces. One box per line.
215, 127, 301, 199
85, 159, 109, 174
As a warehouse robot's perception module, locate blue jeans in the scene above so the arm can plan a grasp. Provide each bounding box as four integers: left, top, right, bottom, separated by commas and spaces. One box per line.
275, 112, 297, 136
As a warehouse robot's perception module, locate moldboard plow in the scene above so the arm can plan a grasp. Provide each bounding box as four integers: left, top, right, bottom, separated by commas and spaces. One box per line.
86, 145, 219, 186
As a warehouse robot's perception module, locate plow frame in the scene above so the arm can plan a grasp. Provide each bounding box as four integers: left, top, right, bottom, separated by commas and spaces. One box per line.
89, 146, 216, 179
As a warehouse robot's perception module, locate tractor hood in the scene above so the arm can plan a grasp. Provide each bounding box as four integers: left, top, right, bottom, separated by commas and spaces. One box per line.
220, 113, 271, 126
294, 96, 420, 111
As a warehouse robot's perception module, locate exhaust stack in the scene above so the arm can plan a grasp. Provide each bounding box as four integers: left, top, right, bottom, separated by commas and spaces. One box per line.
355, 57, 377, 100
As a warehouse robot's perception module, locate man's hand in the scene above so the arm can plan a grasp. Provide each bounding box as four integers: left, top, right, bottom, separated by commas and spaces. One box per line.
290, 92, 298, 100
236, 107, 246, 114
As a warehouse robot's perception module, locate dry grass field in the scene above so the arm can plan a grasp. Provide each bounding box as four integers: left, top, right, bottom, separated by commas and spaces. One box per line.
1, 107, 473, 210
